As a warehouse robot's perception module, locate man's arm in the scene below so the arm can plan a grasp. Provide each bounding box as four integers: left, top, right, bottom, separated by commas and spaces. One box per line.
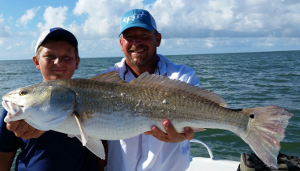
0, 151, 16, 171
6, 120, 45, 140
144, 120, 205, 143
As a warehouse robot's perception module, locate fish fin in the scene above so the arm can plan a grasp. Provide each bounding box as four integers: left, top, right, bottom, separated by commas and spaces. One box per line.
193, 128, 206, 132
130, 72, 227, 107
240, 106, 293, 169
90, 71, 126, 83
73, 113, 88, 146
81, 137, 106, 160
67, 134, 76, 138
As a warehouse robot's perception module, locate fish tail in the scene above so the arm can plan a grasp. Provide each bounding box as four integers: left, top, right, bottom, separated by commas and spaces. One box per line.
241, 106, 293, 169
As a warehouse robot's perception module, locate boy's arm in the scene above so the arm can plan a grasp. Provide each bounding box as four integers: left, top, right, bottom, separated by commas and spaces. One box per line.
6, 120, 45, 139
0, 151, 16, 171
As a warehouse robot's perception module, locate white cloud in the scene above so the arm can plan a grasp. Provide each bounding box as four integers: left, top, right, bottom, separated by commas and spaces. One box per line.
78, 38, 121, 58
17, 7, 40, 27
68, 0, 300, 40
205, 40, 214, 48
0, 14, 9, 37
1, 0, 300, 60
37, 6, 68, 31
67, 0, 300, 41
6, 46, 12, 50
145, 0, 300, 39
67, 0, 300, 57
72, 0, 144, 39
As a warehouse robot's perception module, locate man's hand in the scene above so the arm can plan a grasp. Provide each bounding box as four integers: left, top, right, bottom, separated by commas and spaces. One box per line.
144, 120, 204, 143
6, 120, 45, 140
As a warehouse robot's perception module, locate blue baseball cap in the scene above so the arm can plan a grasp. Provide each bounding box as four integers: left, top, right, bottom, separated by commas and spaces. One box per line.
35, 27, 78, 53
120, 9, 157, 36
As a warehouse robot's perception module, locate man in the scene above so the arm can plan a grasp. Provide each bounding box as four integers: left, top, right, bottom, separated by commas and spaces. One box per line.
104, 9, 201, 171
0, 28, 105, 171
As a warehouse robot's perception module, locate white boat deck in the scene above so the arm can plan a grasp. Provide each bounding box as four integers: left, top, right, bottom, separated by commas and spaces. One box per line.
187, 139, 240, 171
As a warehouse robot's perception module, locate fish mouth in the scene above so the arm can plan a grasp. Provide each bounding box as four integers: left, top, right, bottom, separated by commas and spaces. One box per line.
2, 100, 23, 120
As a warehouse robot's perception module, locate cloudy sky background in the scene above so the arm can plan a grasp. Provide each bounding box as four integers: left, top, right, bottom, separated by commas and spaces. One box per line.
0, 0, 299, 60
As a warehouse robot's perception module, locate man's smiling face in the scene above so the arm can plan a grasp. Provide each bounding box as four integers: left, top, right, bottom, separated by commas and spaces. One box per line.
120, 27, 161, 69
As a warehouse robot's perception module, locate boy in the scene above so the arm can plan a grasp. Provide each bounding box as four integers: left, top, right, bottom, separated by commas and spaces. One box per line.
0, 28, 105, 171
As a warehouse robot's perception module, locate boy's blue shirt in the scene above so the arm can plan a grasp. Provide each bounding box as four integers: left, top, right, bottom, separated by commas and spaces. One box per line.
0, 109, 100, 171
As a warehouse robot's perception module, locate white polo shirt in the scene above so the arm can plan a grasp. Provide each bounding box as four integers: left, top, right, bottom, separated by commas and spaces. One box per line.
104, 54, 200, 171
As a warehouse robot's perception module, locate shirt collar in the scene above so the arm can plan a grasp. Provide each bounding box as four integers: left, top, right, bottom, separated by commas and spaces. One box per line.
121, 54, 167, 82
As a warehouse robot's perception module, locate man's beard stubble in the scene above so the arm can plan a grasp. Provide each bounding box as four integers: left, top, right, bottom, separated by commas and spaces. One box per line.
127, 45, 149, 67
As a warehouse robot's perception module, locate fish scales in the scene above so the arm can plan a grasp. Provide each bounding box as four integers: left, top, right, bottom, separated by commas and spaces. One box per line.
66, 78, 249, 134
31, 78, 255, 133
2, 71, 293, 169
33, 77, 246, 136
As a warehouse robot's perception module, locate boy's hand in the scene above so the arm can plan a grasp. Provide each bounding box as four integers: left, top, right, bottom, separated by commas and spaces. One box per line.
144, 120, 201, 143
6, 120, 45, 140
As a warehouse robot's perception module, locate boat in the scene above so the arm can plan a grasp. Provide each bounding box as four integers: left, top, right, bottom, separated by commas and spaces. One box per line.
187, 139, 240, 171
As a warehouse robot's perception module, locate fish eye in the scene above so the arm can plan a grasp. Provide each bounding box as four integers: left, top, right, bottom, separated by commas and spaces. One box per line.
19, 90, 27, 96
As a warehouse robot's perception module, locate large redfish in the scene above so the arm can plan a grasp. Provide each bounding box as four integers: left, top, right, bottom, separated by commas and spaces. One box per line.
2, 71, 293, 169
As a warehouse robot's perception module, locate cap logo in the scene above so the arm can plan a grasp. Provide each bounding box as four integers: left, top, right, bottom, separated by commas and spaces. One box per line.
49, 27, 62, 32
122, 11, 147, 23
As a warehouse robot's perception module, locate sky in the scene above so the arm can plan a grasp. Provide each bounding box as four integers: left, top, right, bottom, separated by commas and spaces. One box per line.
0, 0, 300, 60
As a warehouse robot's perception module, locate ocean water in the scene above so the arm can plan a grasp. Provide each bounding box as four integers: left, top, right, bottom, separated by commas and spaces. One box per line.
0, 51, 299, 170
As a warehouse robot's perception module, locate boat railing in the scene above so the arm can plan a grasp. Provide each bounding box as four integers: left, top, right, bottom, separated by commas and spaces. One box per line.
190, 139, 214, 159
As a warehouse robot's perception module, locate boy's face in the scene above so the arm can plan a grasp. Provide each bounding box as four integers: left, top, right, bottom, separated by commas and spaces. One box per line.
33, 40, 80, 81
